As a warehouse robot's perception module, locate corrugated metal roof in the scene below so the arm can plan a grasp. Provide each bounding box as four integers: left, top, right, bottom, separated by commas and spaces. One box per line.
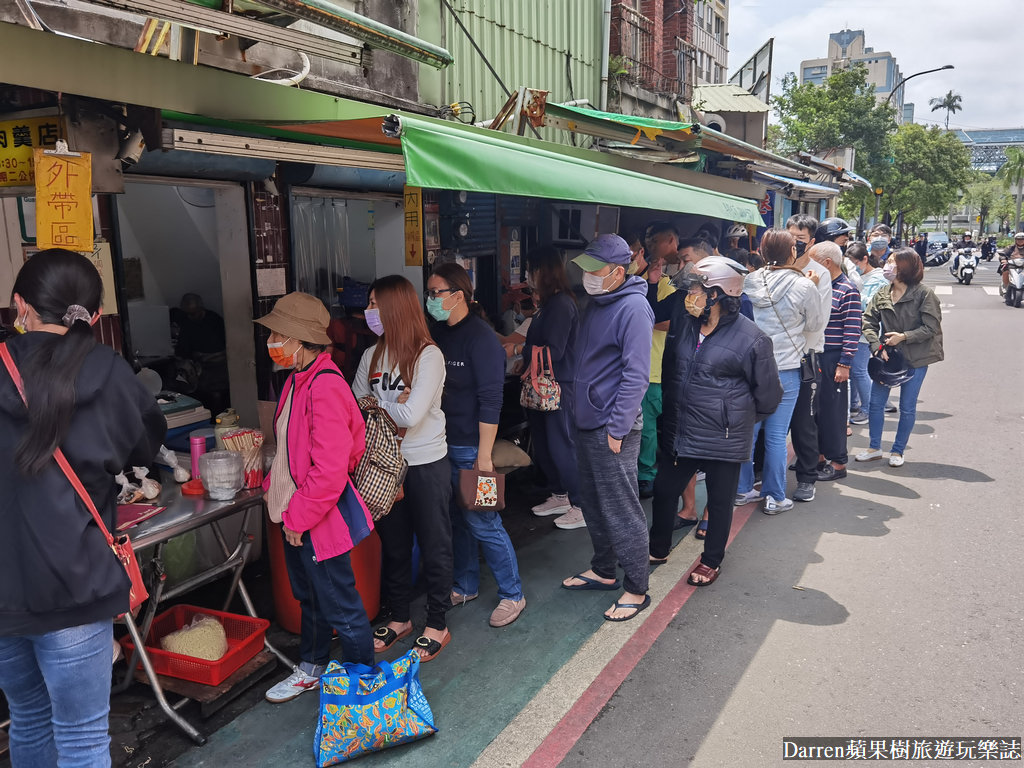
693, 84, 770, 114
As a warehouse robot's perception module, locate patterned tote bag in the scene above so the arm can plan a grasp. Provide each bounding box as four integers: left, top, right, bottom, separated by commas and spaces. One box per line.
314, 650, 437, 765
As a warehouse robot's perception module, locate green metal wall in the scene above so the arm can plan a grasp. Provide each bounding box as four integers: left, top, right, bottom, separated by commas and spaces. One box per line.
419, 0, 604, 146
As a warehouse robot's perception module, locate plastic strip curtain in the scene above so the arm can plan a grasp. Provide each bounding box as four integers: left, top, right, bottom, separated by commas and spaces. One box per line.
291, 195, 351, 311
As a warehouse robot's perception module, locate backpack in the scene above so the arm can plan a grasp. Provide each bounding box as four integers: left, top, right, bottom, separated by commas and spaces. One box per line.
352, 396, 407, 520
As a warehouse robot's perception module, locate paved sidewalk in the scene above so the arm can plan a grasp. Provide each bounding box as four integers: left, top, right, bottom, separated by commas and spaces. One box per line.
171, 484, 712, 768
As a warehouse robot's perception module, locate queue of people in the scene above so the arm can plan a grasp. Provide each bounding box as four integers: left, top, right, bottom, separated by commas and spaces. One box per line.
0, 218, 945, 756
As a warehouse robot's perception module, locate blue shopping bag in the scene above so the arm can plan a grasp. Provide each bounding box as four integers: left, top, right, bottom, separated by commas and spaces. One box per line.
314, 650, 437, 766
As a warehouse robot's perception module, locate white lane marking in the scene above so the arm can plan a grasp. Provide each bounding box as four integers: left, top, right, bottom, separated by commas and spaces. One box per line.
984, 287, 1002, 296
933, 286, 953, 295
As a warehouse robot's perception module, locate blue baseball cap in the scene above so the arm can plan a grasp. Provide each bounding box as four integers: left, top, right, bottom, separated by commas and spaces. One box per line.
572, 234, 633, 272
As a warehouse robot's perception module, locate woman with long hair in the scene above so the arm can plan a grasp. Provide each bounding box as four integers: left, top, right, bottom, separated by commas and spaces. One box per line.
427, 262, 526, 628
352, 275, 453, 662
520, 247, 583, 529
856, 249, 943, 468
736, 229, 824, 514
0, 249, 166, 765
259, 292, 376, 703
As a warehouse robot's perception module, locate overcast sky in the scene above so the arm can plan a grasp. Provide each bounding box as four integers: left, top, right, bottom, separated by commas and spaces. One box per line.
727, 0, 1018, 131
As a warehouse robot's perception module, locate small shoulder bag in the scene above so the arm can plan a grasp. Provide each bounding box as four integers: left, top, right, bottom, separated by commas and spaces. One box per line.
0, 343, 148, 614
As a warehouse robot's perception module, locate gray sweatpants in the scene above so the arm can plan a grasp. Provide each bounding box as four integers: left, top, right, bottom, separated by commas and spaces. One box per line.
574, 427, 649, 595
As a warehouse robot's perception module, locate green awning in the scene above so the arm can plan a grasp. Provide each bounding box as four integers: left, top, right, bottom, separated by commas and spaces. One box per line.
390, 115, 764, 226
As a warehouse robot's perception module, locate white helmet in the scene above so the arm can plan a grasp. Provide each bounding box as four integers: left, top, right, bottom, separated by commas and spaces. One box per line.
726, 224, 749, 240
687, 255, 748, 297
1014, 232, 1024, 240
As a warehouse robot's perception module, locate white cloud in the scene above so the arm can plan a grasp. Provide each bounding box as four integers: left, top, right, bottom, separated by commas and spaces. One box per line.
727, 0, 1021, 130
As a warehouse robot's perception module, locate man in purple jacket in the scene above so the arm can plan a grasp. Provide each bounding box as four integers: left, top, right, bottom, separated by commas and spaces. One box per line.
560, 235, 655, 622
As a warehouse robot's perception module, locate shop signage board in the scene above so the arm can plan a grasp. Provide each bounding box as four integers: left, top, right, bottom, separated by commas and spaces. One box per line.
404, 185, 423, 266
33, 143, 93, 252
0, 116, 62, 187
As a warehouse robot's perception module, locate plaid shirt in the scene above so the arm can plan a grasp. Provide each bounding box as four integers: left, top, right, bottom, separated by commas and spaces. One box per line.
823, 272, 862, 366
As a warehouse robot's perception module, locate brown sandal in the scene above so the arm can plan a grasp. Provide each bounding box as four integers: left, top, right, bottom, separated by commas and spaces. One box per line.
687, 563, 720, 587
373, 624, 413, 653
413, 630, 451, 662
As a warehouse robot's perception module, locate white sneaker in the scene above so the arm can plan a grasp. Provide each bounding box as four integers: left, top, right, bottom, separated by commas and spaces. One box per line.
734, 489, 764, 506
855, 449, 883, 462
553, 506, 586, 529
265, 667, 322, 703
888, 454, 905, 467
696, 471, 706, 482
763, 495, 793, 515
532, 493, 571, 517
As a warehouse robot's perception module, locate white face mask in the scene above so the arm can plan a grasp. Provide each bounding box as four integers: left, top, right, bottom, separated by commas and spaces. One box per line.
582, 268, 618, 295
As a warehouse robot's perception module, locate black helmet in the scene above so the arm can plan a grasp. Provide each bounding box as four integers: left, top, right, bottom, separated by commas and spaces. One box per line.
814, 217, 853, 242
867, 347, 915, 388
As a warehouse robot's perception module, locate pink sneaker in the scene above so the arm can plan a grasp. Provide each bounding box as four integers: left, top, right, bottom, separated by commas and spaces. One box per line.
553, 506, 586, 530
532, 494, 571, 517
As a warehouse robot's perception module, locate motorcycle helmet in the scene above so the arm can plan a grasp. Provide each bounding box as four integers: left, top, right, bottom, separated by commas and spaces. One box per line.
814, 217, 853, 242
726, 224, 749, 240
867, 347, 915, 388
674, 255, 748, 296
1014, 232, 1024, 240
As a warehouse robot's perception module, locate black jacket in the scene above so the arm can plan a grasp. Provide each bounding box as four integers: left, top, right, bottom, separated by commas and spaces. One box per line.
0, 333, 166, 635
660, 307, 782, 463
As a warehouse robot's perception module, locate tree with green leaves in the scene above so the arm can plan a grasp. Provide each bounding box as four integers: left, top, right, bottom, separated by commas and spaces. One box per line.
928, 90, 962, 130
852, 123, 973, 231
996, 146, 1024, 231
770, 65, 896, 219
961, 175, 1006, 234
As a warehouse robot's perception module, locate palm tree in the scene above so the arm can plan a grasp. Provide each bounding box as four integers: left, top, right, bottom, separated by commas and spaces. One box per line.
929, 90, 962, 130
997, 146, 1024, 231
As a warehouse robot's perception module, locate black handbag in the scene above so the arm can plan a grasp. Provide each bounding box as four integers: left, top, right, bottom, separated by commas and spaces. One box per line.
799, 350, 819, 384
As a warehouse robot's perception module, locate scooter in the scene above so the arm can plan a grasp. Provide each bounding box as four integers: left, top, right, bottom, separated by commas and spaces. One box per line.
1004, 257, 1024, 307
949, 247, 977, 285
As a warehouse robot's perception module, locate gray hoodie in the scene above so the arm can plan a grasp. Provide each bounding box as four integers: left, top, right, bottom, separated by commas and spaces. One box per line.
743, 267, 825, 371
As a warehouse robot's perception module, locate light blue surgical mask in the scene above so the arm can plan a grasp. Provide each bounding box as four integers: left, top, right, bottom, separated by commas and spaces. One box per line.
426, 296, 451, 322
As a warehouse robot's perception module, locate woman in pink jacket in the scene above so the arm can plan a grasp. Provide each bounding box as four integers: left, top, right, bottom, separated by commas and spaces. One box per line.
256, 293, 375, 704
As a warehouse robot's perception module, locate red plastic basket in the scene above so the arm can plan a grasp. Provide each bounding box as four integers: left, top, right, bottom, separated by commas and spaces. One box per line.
120, 604, 269, 687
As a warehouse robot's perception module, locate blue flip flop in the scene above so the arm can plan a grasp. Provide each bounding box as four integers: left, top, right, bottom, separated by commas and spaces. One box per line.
604, 593, 652, 622
562, 573, 621, 591
694, 519, 709, 540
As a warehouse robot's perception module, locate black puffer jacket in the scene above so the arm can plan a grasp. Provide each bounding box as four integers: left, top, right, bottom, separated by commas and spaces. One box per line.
660, 307, 783, 463
0, 333, 166, 636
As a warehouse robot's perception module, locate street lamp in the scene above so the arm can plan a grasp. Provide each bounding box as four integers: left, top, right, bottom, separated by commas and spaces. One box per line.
886, 64, 955, 106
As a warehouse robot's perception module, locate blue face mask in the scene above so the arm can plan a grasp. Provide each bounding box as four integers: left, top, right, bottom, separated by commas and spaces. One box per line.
426, 296, 451, 322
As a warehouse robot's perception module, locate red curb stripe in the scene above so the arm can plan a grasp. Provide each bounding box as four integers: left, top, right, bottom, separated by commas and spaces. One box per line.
523, 503, 756, 768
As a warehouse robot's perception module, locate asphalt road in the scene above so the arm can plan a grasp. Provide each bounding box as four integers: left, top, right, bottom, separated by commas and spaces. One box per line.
564, 259, 1024, 767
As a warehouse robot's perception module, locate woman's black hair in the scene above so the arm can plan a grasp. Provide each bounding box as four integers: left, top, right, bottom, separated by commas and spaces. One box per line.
11, 249, 101, 475
525, 245, 573, 307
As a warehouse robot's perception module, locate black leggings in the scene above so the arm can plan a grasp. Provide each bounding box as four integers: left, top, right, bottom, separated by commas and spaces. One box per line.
650, 456, 740, 570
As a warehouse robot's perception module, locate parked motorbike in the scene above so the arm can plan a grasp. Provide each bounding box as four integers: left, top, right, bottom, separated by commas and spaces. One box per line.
924, 245, 951, 267
949, 248, 978, 285
1004, 257, 1024, 307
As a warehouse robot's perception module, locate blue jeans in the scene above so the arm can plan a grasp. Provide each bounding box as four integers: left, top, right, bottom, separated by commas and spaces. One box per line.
282, 530, 374, 668
448, 445, 523, 601
850, 342, 873, 415
868, 365, 928, 455
738, 368, 801, 500
0, 620, 114, 767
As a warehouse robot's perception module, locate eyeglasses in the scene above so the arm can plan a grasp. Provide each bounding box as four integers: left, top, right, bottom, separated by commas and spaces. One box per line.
424, 288, 455, 299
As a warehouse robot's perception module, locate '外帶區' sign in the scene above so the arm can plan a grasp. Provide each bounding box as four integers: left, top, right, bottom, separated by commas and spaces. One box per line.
0, 117, 63, 187
34, 147, 93, 252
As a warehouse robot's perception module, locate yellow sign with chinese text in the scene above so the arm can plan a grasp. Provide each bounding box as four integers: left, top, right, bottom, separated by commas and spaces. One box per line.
404, 185, 424, 267
0, 117, 63, 187
34, 148, 93, 252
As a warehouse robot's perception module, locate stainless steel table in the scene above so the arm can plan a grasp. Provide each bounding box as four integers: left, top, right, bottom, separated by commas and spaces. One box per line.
116, 484, 292, 744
